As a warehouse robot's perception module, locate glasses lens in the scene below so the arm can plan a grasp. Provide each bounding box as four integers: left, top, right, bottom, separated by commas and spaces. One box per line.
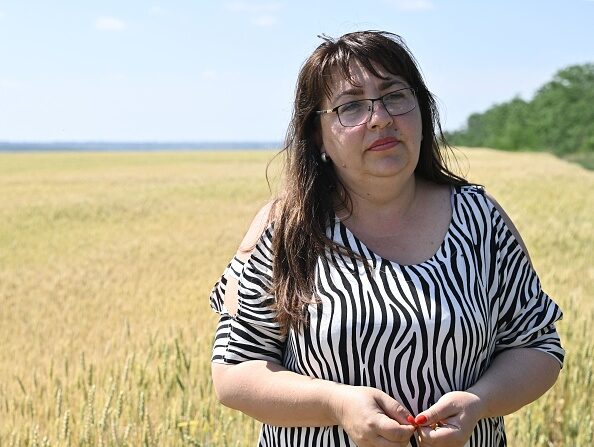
383, 88, 416, 116
337, 100, 371, 127
334, 89, 416, 127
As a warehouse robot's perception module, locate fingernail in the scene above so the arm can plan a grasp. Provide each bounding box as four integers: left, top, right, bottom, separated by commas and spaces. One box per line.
415, 415, 428, 424
407, 415, 416, 425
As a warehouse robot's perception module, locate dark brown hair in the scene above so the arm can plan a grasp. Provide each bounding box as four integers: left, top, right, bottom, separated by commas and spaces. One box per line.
270, 30, 467, 334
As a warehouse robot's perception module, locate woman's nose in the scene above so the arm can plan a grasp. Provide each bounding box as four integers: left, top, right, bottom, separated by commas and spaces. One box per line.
367, 99, 392, 129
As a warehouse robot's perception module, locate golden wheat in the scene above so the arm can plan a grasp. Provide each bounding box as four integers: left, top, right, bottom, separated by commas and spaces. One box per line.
0, 149, 591, 446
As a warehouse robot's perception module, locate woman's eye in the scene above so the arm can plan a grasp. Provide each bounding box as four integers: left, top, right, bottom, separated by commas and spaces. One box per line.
339, 101, 366, 115
385, 92, 405, 104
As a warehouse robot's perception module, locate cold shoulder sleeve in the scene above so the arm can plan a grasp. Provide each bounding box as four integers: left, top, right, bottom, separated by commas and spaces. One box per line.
487, 196, 565, 367
210, 225, 286, 364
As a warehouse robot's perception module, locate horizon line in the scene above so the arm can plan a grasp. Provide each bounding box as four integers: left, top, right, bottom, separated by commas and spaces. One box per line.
0, 140, 284, 152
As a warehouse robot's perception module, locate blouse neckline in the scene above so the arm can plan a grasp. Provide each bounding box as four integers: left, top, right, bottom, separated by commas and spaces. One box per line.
333, 185, 457, 268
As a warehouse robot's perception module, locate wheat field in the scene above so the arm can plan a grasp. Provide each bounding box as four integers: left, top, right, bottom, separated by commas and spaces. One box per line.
0, 148, 592, 446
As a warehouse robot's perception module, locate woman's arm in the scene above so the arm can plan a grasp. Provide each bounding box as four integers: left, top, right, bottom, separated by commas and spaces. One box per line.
467, 347, 561, 418
212, 360, 417, 446
414, 348, 560, 446
212, 360, 338, 426
211, 203, 416, 445
412, 194, 562, 445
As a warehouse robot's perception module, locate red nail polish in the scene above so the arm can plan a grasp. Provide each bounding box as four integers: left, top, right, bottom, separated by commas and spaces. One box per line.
415, 415, 428, 425
407, 415, 416, 425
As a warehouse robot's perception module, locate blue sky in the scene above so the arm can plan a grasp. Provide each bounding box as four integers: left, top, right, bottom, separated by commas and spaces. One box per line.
0, 0, 592, 142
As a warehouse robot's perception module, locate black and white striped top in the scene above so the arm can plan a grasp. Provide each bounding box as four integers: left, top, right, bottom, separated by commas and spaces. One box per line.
210, 185, 564, 447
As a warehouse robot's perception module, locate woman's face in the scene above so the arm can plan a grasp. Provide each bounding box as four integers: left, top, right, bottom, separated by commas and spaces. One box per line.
318, 60, 423, 191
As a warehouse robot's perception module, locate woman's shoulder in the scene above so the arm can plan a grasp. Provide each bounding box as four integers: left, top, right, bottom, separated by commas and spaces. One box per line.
236, 201, 276, 263
454, 183, 486, 197
454, 184, 531, 262
452, 183, 493, 212
483, 191, 532, 264
453, 183, 513, 220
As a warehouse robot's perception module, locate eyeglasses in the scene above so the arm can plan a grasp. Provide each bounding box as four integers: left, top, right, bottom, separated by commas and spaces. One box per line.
316, 87, 417, 127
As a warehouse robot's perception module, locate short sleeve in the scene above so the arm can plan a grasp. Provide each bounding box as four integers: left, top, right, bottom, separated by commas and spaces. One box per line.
210, 225, 286, 365
489, 202, 565, 367
209, 256, 245, 315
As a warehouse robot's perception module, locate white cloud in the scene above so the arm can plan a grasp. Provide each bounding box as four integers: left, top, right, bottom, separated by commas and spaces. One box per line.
252, 15, 277, 27
225, 1, 281, 27
94, 16, 127, 31
200, 70, 218, 81
384, 0, 434, 11
0, 79, 24, 90
224, 1, 282, 13
106, 73, 128, 82
148, 5, 163, 16
0, 79, 24, 99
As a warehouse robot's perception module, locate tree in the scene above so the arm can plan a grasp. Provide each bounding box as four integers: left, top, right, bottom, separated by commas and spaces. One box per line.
447, 63, 594, 154
531, 64, 594, 154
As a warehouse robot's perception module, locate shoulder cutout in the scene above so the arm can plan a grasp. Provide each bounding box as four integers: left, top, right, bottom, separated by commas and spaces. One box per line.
236, 201, 275, 262
486, 192, 532, 266
223, 201, 275, 316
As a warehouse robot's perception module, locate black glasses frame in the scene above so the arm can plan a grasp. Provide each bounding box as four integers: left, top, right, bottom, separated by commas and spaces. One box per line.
316, 87, 417, 127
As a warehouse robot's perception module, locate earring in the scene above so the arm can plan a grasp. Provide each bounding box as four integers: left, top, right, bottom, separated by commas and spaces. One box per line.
320, 152, 329, 163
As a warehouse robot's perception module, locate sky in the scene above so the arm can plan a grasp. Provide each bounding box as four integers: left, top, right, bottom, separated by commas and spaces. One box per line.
0, 0, 592, 143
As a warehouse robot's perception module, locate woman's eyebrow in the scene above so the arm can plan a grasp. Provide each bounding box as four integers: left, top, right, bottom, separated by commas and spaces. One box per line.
379, 79, 407, 90
333, 79, 408, 103
333, 87, 364, 103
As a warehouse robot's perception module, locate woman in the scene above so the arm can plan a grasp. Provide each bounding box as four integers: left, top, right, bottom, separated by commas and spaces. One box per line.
210, 31, 564, 447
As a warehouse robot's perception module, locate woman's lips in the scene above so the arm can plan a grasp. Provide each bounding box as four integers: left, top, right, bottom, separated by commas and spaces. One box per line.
367, 137, 399, 151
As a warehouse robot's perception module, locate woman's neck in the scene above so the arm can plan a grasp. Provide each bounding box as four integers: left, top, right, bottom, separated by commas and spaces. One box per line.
336, 175, 421, 236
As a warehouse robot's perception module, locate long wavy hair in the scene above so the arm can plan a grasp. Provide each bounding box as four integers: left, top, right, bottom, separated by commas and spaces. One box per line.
270, 30, 468, 334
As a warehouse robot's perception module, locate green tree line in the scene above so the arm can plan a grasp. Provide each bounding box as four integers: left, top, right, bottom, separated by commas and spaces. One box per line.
447, 63, 594, 155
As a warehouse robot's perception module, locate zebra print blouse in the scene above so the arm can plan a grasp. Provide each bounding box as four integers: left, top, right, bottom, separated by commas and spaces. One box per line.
210, 185, 564, 447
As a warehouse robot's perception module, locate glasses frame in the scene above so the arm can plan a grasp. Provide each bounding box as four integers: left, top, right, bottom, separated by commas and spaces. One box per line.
316, 87, 417, 127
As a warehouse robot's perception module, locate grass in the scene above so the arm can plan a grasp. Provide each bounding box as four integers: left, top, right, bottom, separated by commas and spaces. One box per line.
0, 148, 592, 446
561, 151, 594, 171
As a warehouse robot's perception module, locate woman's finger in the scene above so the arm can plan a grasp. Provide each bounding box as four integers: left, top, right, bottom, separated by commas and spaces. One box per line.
373, 415, 417, 443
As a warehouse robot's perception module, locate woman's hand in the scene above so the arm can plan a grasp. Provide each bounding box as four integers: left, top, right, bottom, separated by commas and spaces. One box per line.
414, 391, 483, 447
329, 384, 417, 447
